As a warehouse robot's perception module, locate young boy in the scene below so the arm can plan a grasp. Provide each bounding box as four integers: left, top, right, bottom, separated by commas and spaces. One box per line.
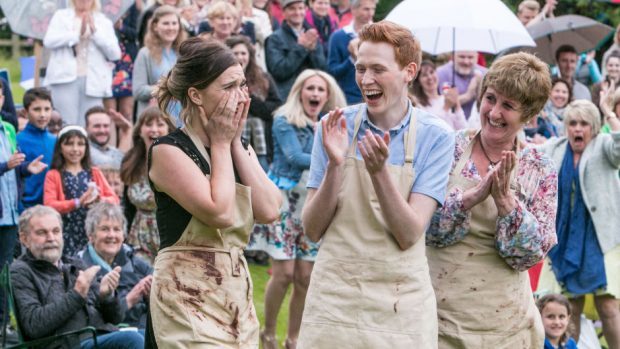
16, 87, 56, 210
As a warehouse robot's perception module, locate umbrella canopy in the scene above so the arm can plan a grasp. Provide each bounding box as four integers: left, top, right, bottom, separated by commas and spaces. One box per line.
385, 0, 535, 55
0, 0, 134, 40
520, 15, 614, 64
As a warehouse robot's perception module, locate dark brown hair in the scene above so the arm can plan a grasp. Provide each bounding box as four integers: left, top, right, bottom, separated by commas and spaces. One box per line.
23, 87, 53, 110
51, 130, 91, 171
225, 35, 269, 99
551, 77, 573, 107
120, 106, 176, 185
84, 105, 108, 127
411, 60, 436, 107
156, 37, 239, 124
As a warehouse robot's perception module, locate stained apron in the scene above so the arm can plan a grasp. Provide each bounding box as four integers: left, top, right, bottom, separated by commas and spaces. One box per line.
149, 126, 259, 348
426, 131, 544, 348
298, 108, 438, 348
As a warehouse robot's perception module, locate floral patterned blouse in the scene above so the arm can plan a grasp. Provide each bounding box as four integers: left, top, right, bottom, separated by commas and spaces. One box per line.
426, 130, 558, 271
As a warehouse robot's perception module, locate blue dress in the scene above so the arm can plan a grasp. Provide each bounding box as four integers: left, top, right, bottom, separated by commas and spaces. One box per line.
61, 170, 91, 256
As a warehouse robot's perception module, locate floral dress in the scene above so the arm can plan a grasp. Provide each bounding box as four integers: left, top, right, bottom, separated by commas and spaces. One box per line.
61, 170, 91, 257
127, 175, 159, 264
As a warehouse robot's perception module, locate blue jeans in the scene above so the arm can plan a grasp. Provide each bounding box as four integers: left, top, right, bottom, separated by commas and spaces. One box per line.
80, 330, 144, 349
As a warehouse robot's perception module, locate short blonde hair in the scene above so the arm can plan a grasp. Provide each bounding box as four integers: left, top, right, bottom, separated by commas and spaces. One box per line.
480, 52, 551, 122
563, 100, 601, 137
518, 0, 540, 14
207, 1, 240, 21
273, 69, 347, 128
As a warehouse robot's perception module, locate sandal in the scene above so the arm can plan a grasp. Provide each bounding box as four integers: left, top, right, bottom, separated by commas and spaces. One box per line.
284, 338, 297, 349
260, 331, 278, 349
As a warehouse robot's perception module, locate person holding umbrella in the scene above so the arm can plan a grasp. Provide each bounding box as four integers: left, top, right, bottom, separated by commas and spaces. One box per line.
426, 52, 557, 348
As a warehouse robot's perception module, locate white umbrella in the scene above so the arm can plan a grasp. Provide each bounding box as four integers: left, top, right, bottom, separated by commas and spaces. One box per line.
385, 0, 535, 55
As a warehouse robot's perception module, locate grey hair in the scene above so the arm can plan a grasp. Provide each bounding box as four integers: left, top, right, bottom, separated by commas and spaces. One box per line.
84, 202, 127, 238
19, 205, 62, 235
563, 100, 602, 137
350, 0, 378, 9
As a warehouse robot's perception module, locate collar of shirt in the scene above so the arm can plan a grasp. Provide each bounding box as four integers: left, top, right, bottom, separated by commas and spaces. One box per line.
360, 101, 412, 136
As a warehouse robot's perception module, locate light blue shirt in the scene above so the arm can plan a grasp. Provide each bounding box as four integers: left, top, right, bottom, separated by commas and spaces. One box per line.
308, 103, 456, 205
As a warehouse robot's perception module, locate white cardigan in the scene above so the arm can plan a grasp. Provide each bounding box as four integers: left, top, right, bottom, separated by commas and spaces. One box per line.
43, 9, 121, 98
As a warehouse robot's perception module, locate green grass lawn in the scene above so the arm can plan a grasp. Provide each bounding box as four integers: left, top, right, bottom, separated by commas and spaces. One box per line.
249, 263, 292, 348
0, 55, 25, 105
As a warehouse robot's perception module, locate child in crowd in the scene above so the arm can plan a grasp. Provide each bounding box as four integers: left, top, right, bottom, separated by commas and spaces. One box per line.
44, 126, 119, 256
16, 87, 56, 210
537, 294, 578, 349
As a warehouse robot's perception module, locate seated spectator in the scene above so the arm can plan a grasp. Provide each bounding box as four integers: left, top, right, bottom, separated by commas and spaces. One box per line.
120, 107, 175, 264
133, 5, 187, 119
44, 126, 119, 256
77, 203, 153, 330
11, 205, 144, 349
43, 0, 121, 127
85, 106, 132, 170
411, 60, 467, 131
48, 110, 64, 136
16, 88, 56, 210
265, 0, 327, 99
226, 35, 282, 168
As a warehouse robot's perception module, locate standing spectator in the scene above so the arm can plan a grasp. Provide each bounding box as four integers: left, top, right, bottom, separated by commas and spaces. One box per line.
77, 203, 154, 330
0, 120, 47, 267
86, 106, 132, 170
517, 0, 556, 27
104, 4, 140, 125
48, 110, 64, 136
120, 107, 175, 264
426, 52, 556, 347
265, 0, 327, 100
238, 0, 273, 70
257, 69, 345, 349
254, 0, 282, 30
527, 77, 572, 141
198, 1, 256, 43
137, 0, 187, 47
411, 60, 467, 131
16, 88, 56, 210
554, 45, 592, 101
11, 205, 144, 349
44, 126, 119, 256
327, 0, 376, 105
133, 5, 187, 119
331, 0, 352, 28
226, 35, 282, 167
0, 77, 17, 130
304, 0, 338, 55
43, 0, 121, 127
436, 51, 487, 119
603, 24, 620, 77
537, 97, 620, 348
592, 51, 620, 109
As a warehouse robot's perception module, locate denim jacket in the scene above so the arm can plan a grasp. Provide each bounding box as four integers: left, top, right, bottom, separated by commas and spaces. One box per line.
269, 115, 314, 183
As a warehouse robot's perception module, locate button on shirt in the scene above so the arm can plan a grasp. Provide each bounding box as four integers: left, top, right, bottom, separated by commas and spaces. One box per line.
308, 103, 456, 205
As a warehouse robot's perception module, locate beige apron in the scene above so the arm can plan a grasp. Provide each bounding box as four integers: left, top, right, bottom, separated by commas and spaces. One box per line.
426, 131, 544, 348
149, 127, 259, 349
298, 108, 438, 349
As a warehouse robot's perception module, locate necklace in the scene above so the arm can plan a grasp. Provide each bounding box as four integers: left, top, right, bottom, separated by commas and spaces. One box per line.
478, 134, 501, 172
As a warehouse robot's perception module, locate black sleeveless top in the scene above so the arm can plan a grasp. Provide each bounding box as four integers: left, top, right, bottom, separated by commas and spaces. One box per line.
147, 129, 248, 251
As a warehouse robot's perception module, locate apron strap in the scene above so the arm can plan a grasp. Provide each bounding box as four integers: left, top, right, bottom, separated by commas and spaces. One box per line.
347, 106, 365, 156
183, 123, 213, 170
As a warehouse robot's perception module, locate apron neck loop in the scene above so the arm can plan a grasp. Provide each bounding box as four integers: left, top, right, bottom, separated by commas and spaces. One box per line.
183, 123, 212, 168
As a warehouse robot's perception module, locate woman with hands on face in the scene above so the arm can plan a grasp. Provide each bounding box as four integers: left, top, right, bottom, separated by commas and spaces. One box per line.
146, 37, 281, 348
426, 52, 558, 348
534, 84, 620, 347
